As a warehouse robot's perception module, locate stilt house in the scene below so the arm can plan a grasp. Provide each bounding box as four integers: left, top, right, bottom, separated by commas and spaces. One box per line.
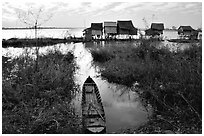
104, 21, 117, 39
117, 20, 137, 39
91, 23, 103, 39
178, 26, 195, 39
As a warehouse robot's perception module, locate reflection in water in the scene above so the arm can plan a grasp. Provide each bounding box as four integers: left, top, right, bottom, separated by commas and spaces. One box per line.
71, 42, 151, 133
98, 82, 149, 132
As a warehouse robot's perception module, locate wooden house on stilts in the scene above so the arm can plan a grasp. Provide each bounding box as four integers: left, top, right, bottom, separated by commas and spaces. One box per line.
91, 23, 103, 39
104, 21, 117, 39
83, 20, 138, 41
178, 26, 195, 39
117, 20, 137, 39
145, 23, 164, 40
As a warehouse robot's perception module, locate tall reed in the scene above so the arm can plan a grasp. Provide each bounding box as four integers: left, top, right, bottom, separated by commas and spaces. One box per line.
90, 40, 202, 133
2, 48, 81, 133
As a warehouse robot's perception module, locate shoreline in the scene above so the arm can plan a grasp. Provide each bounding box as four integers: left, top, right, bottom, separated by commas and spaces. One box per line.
3, 37, 201, 48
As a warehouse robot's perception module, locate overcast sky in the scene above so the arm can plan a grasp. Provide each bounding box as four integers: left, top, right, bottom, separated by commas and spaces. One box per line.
2, 0, 202, 29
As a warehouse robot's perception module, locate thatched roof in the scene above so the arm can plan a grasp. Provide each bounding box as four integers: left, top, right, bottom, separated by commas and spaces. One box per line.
117, 20, 135, 29
178, 26, 194, 31
117, 20, 137, 35
91, 23, 103, 30
151, 23, 164, 30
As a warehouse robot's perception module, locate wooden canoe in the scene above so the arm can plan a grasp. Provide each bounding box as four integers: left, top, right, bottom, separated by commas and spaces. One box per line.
82, 76, 106, 133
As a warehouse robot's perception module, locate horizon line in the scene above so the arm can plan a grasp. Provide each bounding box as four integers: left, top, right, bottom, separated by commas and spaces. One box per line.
2, 26, 180, 31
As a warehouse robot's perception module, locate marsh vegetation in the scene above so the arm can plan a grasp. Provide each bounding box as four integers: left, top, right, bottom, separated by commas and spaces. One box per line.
2, 38, 202, 134
91, 40, 202, 133
2, 48, 82, 133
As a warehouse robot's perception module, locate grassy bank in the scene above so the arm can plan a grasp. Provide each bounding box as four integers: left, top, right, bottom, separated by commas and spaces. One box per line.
90, 40, 202, 133
2, 37, 84, 48
2, 49, 82, 133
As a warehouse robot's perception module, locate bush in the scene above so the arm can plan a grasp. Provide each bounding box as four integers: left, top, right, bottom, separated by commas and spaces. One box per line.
91, 48, 115, 63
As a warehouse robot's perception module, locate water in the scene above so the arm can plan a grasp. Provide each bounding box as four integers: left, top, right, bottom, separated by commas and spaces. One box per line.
2, 28, 84, 39
3, 29, 178, 40
2, 42, 152, 133
71, 43, 152, 133
2, 28, 195, 52
4, 28, 194, 51
163, 30, 178, 39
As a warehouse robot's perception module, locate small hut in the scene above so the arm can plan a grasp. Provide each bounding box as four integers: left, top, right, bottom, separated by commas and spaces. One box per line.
150, 23, 164, 35
145, 23, 164, 39
91, 23, 103, 39
178, 26, 195, 39
117, 20, 137, 39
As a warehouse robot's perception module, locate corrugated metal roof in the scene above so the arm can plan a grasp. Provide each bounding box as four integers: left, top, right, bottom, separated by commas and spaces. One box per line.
104, 22, 117, 27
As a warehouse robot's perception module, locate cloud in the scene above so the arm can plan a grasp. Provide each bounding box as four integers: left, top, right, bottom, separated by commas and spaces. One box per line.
3, 2, 201, 19
2, 1, 202, 28
153, 2, 201, 15
111, 3, 134, 12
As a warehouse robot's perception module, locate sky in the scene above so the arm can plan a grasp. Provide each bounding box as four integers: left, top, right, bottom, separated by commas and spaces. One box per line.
2, 0, 202, 29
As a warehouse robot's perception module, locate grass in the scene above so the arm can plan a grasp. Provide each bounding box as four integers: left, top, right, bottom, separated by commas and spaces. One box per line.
91, 48, 115, 63
90, 39, 202, 133
2, 48, 82, 134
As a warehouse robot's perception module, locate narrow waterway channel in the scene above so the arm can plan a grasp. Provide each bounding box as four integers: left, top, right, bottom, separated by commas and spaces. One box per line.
2, 42, 152, 133
70, 42, 152, 133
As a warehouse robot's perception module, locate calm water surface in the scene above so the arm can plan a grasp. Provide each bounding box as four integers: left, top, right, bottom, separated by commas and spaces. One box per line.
71, 42, 152, 133
2, 29, 177, 39
2, 28, 84, 39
